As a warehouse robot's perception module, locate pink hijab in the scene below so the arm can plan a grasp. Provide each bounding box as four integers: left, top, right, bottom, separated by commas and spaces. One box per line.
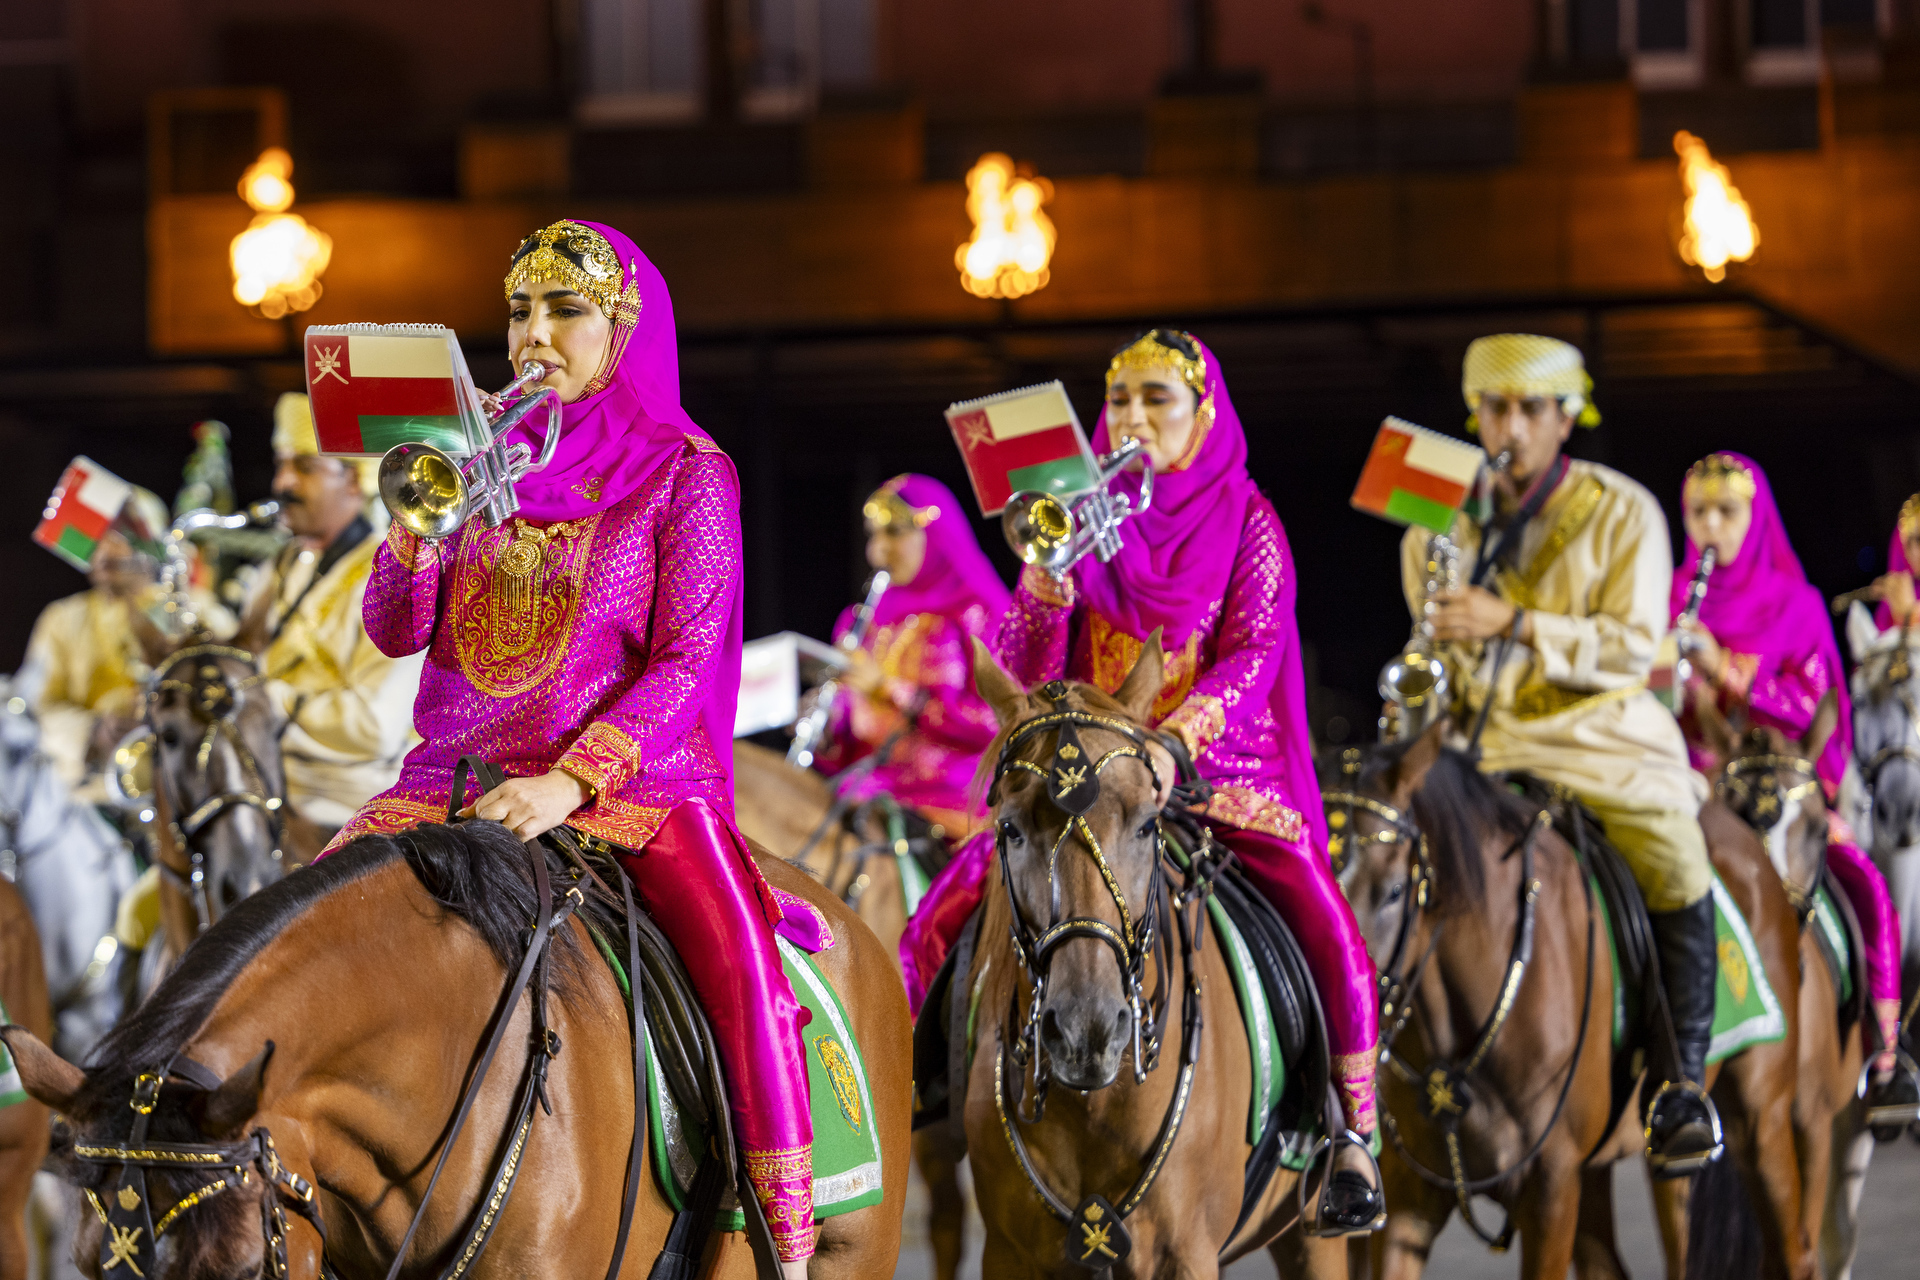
1078, 334, 1326, 855
503, 220, 744, 785
867, 474, 1010, 634
1670, 452, 1851, 787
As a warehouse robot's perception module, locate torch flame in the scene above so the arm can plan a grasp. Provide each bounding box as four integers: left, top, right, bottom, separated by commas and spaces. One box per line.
1674, 131, 1757, 284
230, 148, 331, 319
956, 153, 1056, 300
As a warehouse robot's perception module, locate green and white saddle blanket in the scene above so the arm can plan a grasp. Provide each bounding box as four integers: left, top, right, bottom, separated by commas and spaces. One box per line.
0, 998, 25, 1109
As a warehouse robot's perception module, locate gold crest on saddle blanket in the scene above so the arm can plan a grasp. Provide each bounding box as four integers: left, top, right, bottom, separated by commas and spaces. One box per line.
813, 1034, 863, 1132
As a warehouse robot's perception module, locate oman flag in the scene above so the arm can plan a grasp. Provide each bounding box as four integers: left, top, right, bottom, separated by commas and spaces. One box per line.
946, 381, 1100, 516
1350, 418, 1487, 532
304, 324, 479, 457
35, 457, 133, 570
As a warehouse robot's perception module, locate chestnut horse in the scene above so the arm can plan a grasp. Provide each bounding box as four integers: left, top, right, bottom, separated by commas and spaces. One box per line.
1691, 690, 1883, 1280
0, 878, 53, 1279
1, 819, 910, 1278
954, 639, 1347, 1279
1330, 727, 1810, 1280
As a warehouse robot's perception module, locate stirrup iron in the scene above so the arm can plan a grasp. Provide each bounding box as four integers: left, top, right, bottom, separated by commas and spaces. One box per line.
1859, 1048, 1920, 1138
1643, 1079, 1724, 1178
1299, 1129, 1386, 1238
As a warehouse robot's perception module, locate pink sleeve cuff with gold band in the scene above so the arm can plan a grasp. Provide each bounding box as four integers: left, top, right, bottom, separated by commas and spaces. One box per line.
1159, 692, 1227, 759
557, 721, 645, 800
1020, 563, 1076, 608
386, 523, 438, 571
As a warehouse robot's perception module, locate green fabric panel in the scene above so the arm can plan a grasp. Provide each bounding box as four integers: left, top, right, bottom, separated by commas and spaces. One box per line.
1006, 454, 1098, 497
1589, 875, 1628, 1047
355, 414, 468, 455
0, 998, 23, 1109
1706, 871, 1787, 1063
1383, 488, 1458, 532
1810, 885, 1854, 1007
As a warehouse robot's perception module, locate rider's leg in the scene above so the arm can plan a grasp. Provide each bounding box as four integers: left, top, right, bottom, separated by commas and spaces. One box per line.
1582, 797, 1720, 1176
618, 800, 817, 1269
898, 828, 995, 1016
1824, 839, 1905, 1068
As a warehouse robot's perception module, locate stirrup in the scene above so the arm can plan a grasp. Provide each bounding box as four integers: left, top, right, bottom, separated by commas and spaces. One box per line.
1859, 1049, 1920, 1140
1298, 1129, 1386, 1237
1644, 1079, 1724, 1179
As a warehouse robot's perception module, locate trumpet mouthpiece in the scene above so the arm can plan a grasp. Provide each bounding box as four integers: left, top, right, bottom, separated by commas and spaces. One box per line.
518, 358, 556, 380
1488, 449, 1514, 473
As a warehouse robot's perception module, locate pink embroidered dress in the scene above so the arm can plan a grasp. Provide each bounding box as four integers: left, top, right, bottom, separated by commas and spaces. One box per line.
814, 474, 1010, 836
1671, 452, 1903, 1063
330, 220, 819, 1262
899, 333, 1381, 1138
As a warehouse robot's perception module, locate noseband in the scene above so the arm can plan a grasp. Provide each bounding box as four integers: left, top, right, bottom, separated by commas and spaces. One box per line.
147, 645, 285, 934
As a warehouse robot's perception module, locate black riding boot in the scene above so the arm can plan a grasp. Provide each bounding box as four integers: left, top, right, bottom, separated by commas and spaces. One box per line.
1645, 896, 1724, 1178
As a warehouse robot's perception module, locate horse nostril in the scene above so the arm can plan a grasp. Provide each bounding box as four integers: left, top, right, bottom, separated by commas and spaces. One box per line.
1039, 1007, 1063, 1048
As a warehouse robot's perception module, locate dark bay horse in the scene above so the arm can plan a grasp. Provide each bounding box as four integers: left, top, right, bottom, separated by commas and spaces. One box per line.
2, 818, 910, 1278
1691, 690, 1883, 1280
956, 638, 1346, 1279
1330, 727, 1809, 1280
0, 877, 53, 1279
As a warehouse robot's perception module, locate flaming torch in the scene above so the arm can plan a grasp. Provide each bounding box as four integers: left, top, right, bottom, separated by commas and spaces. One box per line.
956, 152, 1056, 300
1674, 131, 1757, 284
230, 147, 332, 319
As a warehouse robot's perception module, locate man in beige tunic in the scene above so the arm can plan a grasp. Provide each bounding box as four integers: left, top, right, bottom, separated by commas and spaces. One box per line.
255, 393, 422, 858
1400, 334, 1721, 1176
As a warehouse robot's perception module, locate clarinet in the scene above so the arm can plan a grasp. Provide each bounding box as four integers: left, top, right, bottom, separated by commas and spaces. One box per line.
788, 569, 891, 769
1672, 546, 1718, 691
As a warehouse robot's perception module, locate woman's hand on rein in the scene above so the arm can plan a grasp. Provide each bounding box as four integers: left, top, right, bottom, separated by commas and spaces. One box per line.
461, 769, 590, 841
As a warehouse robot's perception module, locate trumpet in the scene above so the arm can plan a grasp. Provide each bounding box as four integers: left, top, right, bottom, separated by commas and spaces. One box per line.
1003, 437, 1155, 578
378, 359, 564, 540
156, 500, 284, 630
1672, 546, 1717, 690
1379, 534, 1461, 742
789, 570, 891, 769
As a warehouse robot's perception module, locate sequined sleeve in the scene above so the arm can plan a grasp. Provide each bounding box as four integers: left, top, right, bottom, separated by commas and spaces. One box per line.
362, 525, 444, 658
558, 450, 742, 798
994, 565, 1075, 687
1743, 649, 1832, 738
1162, 497, 1289, 758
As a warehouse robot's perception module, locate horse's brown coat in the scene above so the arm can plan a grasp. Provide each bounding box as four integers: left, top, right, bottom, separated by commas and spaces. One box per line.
0, 880, 52, 1279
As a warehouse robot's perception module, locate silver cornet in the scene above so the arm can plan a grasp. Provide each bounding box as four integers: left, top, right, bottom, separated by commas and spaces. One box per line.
1003, 437, 1155, 578
378, 360, 564, 540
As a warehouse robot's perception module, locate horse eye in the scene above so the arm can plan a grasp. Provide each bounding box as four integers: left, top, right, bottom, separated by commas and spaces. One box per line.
998, 820, 1023, 847
158, 727, 181, 748
1385, 883, 1405, 905
1137, 817, 1157, 839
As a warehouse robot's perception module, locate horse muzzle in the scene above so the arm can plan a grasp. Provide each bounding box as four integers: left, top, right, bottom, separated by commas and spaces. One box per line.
1038, 993, 1133, 1090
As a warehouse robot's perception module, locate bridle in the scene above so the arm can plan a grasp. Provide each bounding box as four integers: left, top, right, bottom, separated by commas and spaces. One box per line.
146, 645, 285, 934
1323, 761, 1585, 1252
71, 1059, 329, 1280
989, 681, 1220, 1268
1716, 751, 1825, 920
1856, 646, 1920, 796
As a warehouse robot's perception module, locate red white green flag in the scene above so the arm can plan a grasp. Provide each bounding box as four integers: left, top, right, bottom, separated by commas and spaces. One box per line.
35, 456, 134, 570
946, 381, 1100, 516
1350, 418, 1487, 532
304, 324, 481, 457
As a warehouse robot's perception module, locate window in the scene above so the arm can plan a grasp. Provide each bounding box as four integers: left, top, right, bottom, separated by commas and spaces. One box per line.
580, 0, 703, 124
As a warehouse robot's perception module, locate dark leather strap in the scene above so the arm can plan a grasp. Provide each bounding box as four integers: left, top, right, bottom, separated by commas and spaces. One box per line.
606, 866, 646, 1280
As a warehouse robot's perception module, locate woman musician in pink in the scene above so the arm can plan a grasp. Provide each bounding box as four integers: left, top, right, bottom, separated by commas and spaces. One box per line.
329, 219, 820, 1273
812, 474, 1009, 839
1671, 452, 1911, 1115
899, 329, 1383, 1231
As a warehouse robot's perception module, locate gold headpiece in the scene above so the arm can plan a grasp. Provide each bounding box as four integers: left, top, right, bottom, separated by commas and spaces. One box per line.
1899, 493, 1920, 539
864, 479, 940, 533
1462, 333, 1600, 429
1105, 329, 1217, 472
1683, 453, 1757, 504
271, 392, 376, 493
504, 220, 642, 329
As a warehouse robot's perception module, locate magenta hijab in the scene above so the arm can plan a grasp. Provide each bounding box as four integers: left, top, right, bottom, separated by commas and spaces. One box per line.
1670, 452, 1851, 787
869, 474, 1011, 633
503, 220, 744, 788
1877, 523, 1913, 632
1079, 337, 1326, 854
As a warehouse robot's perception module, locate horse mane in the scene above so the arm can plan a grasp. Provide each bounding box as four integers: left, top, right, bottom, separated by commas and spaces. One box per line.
1358, 741, 1537, 916
77, 821, 622, 1118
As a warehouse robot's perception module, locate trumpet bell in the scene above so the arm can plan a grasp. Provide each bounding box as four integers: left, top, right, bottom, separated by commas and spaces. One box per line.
379, 442, 470, 541
1004, 492, 1076, 573
1379, 649, 1448, 741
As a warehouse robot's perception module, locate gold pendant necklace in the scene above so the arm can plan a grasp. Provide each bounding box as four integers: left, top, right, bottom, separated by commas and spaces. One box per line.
492, 522, 550, 617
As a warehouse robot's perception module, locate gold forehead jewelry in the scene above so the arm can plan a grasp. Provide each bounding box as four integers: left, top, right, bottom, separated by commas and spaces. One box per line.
1899, 493, 1920, 539
1684, 453, 1757, 504
504, 220, 642, 327
864, 486, 939, 532
1106, 332, 1208, 396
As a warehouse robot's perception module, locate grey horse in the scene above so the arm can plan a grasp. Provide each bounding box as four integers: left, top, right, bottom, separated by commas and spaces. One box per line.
1844, 607, 1920, 991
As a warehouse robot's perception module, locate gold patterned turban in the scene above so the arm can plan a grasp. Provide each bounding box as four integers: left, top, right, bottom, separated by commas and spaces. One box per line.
273, 392, 377, 493
1461, 334, 1601, 429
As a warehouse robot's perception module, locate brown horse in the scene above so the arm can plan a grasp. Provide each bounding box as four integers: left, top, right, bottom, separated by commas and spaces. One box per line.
1, 820, 910, 1278
1330, 726, 1811, 1280
1691, 690, 1884, 1280
953, 639, 1347, 1279
0, 878, 52, 1279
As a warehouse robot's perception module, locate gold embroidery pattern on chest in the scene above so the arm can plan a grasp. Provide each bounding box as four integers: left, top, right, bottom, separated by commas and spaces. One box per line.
451, 514, 603, 697
871, 615, 941, 684
1086, 613, 1203, 723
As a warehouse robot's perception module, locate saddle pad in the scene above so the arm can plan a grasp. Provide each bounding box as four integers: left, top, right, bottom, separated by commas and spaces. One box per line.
1591, 870, 1786, 1063
1809, 883, 1854, 1008
0, 999, 23, 1109
1203, 898, 1283, 1146
647, 936, 884, 1228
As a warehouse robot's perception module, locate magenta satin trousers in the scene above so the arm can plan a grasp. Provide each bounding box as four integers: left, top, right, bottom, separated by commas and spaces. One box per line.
899, 821, 1381, 1132
1828, 838, 1902, 1007
617, 800, 816, 1261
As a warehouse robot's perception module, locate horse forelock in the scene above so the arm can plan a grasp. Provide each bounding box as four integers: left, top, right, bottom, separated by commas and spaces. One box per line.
970, 680, 1152, 814
1349, 741, 1534, 915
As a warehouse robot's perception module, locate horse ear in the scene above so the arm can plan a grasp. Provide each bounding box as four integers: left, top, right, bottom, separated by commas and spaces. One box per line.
197, 1042, 273, 1137
0, 1026, 84, 1112
1388, 720, 1447, 804
1688, 683, 1742, 762
970, 638, 1028, 728
1803, 689, 1841, 765
1113, 629, 1165, 724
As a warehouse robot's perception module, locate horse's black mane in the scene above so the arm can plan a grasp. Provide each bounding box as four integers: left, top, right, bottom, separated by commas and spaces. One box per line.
1356, 741, 1538, 915
77, 821, 625, 1119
